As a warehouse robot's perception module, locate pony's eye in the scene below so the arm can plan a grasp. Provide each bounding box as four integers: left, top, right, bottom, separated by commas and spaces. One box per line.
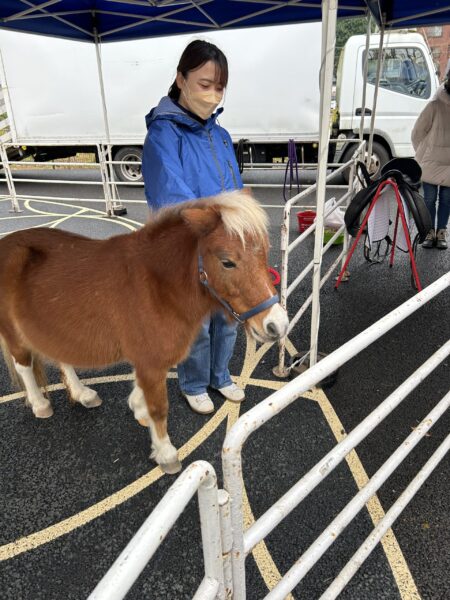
221, 259, 236, 269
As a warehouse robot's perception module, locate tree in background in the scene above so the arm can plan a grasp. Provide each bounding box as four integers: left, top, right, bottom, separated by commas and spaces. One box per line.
334, 17, 376, 74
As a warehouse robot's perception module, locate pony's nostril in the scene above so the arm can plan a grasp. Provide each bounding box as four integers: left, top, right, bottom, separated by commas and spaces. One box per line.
266, 321, 279, 338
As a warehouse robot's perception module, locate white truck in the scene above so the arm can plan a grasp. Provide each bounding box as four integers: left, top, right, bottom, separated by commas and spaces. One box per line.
0, 23, 438, 182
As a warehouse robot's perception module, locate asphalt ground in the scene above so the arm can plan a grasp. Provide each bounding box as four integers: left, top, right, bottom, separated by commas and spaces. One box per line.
0, 170, 449, 600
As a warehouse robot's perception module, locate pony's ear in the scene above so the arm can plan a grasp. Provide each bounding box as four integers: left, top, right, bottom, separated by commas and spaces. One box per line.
181, 206, 221, 237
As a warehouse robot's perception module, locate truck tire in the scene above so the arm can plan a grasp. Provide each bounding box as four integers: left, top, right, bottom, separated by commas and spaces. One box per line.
113, 146, 143, 183
366, 141, 390, 178
341, 140, 390, 183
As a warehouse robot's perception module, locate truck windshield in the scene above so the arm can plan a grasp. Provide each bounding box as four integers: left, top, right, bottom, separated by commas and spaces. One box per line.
364, 47, 432, 99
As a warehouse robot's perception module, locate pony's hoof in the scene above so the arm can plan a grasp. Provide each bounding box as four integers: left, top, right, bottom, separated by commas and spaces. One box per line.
33, 404, 53, 418
160, 460, 182, 475
80, 391, 102, 408
138, 418, 150, 427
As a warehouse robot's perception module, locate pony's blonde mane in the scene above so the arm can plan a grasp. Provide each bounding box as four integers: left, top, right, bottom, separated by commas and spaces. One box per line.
208, 191, 268, 246
148, 191, 268, 247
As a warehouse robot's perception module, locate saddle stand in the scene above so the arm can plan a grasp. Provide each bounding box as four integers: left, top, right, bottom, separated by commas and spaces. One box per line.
335, 178, 422, 291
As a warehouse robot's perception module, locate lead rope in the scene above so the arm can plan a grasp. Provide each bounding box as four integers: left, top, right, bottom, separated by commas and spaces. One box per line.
283, 139, 300, 202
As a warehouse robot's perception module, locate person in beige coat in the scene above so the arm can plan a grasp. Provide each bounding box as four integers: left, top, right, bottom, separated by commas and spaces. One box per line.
411, 70, 450, 249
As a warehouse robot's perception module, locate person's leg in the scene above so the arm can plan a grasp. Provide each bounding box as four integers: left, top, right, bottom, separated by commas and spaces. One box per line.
422, 182, 438, 248
210, 311, 244, 402
436, 185, 450, 249
177, 316, 214, 413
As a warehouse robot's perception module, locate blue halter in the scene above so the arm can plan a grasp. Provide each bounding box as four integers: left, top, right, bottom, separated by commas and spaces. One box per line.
198, 255, 279, 324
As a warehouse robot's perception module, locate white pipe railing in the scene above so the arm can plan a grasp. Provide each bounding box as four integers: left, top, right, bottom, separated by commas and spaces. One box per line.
88, 461, 226, 600
245, 340, 450, 553
266, 390, 450, 599
0, 140, 358, 213
275, 139, 365, 376
319, 432, 450, 600
222, 272, 450, 600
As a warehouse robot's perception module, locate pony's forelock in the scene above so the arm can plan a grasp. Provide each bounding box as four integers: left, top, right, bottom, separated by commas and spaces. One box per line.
148, 191, 268, 247
205, 191, 268, 247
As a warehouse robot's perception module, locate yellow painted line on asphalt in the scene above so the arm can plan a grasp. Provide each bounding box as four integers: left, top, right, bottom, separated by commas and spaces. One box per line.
315, 388, 421, 600
0, 372, 136, 404
223, 383, 293, 599
49, 207, 88, 228
242, 482, 295, 600
0, 214, 56, 220
23, 198, 143, 229
0, 398, 232, 561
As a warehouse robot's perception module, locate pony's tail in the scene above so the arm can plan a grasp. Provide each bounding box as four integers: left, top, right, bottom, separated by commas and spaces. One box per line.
0, 337, 49, 398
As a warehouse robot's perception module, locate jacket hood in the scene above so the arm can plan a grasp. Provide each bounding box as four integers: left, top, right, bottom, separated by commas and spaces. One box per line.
145, 96, 224, 130
434, 83, 450, 106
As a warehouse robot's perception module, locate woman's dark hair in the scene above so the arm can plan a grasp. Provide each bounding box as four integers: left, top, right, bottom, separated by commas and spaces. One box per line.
168, 40, 228, 101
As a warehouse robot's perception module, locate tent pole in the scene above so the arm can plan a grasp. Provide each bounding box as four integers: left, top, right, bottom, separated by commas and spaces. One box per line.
367, 23, 385, 167
309, 0, 338, 368
359, 14, 372, 141
93, 24, 124, 216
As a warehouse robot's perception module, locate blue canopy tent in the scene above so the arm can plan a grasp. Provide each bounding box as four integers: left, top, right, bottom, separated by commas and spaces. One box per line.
0, 1, 449, 371
0, 2, 450, 41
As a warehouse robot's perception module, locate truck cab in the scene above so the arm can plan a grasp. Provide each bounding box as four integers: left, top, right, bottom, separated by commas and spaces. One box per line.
336, 32, 439, 172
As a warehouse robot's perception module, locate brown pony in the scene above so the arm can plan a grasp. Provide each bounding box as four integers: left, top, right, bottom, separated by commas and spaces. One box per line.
0, 191, 288, 473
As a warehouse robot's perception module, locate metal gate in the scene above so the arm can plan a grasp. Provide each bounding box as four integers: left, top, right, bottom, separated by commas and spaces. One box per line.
90, 272, 449, 599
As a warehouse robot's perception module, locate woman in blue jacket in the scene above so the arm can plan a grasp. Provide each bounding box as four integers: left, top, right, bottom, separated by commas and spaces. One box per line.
142, 40, 245, 414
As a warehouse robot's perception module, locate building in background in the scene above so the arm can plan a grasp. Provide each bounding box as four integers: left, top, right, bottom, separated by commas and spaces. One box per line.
420, 25, 450, 79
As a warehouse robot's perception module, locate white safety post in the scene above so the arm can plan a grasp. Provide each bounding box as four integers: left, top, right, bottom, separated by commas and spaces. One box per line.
367, 23, 385, 167
275, 198, 291, 377
88, 461, 224, 600
218, 490, 233, 598
309, 0, 338, 367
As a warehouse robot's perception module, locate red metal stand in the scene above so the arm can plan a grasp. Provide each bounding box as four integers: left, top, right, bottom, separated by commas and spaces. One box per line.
335, 178, 422, 291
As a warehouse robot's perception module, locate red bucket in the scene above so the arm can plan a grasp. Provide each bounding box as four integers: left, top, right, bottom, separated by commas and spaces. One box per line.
297, 210, 316, 233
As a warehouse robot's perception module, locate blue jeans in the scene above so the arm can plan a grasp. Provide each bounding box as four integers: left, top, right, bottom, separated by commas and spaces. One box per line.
422, 182, 450, 230
177, 311, 238, 395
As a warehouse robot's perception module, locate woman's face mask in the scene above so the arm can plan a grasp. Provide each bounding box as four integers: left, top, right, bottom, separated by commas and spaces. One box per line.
182, 79, 223, 120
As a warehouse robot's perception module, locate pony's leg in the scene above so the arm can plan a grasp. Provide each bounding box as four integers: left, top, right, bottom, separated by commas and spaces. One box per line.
13, 357, 53, 419
127, 380, 150, 426
60, 364, 102, 408
135, 369, 181, 475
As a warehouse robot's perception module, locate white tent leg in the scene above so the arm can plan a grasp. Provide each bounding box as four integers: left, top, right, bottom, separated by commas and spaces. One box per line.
367, 24, 385, 165
309, 0, 337, 367
359, 15, 372, 141
94, 27, 124, 216
0, 143, 21, 212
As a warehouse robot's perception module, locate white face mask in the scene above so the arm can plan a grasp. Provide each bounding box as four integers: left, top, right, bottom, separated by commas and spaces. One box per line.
182, 80, 223, 120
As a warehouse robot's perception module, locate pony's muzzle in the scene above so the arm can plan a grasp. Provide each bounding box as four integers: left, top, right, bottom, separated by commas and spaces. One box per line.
263, 303, 289, 340
249, 303, 289, 343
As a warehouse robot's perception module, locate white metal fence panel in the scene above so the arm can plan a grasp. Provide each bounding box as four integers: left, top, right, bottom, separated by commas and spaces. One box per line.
222, 272, 450, 599
88, 461, 226, 600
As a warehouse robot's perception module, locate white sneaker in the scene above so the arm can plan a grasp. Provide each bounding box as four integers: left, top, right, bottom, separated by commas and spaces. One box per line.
184, 392, 214, 414
216, 383, 245, 403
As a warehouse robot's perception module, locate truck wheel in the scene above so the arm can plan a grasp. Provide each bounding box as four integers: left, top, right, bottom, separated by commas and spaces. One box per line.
367, 141, 390, 178
113, 146, 143, 183
341, 140, 390, 183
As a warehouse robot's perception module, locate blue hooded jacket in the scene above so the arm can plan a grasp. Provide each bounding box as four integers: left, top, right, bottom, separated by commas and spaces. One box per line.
142, 96, 243, 209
